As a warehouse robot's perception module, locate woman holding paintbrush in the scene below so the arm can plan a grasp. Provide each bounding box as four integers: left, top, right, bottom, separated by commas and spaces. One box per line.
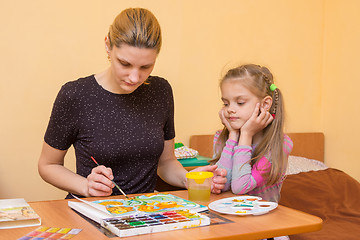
38, 8, 226, 198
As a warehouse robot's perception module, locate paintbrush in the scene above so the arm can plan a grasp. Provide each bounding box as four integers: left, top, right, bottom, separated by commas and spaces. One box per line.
90, 156, 129, 199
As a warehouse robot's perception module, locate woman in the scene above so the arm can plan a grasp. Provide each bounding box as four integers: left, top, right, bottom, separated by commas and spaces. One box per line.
38, 8, 226, 198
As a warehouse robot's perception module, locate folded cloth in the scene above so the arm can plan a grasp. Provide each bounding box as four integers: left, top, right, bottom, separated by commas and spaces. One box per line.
174, 146, 199, 159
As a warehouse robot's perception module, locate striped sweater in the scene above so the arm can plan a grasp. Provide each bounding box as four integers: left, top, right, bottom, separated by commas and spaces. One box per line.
214, 131, 293, 202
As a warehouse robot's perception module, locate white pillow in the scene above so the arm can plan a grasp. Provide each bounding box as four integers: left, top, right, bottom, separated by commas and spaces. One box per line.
286, 155, 328, 175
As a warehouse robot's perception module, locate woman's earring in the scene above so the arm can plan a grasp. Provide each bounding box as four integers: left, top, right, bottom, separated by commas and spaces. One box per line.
107, 52, 111, 62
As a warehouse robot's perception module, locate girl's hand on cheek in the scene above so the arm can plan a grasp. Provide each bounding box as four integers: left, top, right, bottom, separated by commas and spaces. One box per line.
218, 108, 232, 130
241, 103, 273, 137
219, 108, 239, 141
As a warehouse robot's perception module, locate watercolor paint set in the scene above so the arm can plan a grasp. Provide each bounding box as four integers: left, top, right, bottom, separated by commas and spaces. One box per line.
208, 196, 278, 216
68, 192, 208, 225
101, 209, 210, 237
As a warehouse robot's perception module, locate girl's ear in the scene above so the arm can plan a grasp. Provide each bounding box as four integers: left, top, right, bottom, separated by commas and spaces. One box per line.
261, 96, 273, 111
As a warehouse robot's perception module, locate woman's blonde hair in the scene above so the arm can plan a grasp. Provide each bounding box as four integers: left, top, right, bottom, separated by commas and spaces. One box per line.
108, 8, 162, 53
211, 64, 286, 185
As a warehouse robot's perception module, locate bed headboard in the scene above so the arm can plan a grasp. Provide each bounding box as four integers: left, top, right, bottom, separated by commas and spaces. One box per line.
189, 132, 325, 162
286, 132, 324, 162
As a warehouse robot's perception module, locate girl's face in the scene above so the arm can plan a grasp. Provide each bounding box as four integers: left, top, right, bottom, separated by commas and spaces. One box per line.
221, 79, 263, 130
108, 43, 157, 94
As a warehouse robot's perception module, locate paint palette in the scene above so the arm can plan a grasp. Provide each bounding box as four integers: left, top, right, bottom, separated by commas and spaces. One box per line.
101, 209, 210, 237
208, 196, 277, 216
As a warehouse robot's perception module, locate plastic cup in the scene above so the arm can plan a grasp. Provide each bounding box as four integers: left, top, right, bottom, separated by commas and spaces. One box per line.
186, 171, 213, 203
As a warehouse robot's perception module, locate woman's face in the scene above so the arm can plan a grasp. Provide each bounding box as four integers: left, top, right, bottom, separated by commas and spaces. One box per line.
108, 43, 157, 94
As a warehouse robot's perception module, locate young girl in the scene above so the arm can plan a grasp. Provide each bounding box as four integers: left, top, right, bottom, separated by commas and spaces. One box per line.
211, 64, 293, 203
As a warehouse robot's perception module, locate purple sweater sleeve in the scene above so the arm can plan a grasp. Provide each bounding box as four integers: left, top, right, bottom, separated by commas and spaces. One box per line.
231, 146, 270, 194
214, 133, 293, 196
214, 131, 237, 191
231, 135, 293, 195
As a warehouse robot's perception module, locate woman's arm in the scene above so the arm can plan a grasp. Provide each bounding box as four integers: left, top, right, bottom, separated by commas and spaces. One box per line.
38, 141, 114, 197
157, 139, 227, 193
157, 139, 188, 188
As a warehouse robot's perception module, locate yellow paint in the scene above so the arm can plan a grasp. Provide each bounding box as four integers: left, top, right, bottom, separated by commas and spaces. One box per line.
188, 187, 211, 202
236, 211, 247, 214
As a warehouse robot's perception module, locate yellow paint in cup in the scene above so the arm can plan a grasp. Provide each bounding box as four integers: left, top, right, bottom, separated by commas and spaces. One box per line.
186, 172, 213, 202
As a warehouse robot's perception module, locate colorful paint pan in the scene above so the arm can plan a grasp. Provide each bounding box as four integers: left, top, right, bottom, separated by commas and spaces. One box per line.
101, 209, 210, 237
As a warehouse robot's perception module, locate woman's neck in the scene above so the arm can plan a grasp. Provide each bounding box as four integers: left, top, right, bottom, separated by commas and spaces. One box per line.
95, 68, 122, 94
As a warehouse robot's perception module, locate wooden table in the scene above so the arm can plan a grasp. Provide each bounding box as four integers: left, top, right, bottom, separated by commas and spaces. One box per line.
2, 191, 322, 240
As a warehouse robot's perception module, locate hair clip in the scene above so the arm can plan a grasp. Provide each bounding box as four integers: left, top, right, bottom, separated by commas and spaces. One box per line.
270, 84, 277, 91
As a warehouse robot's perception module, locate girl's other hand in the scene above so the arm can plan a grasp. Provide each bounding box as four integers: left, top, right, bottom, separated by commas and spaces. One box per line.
86, 165, 114, 196
219, 108, 239, 141
241, 103, 273, 138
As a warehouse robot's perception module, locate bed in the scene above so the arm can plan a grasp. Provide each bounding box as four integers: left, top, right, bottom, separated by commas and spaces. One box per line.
189, 132, 360, 240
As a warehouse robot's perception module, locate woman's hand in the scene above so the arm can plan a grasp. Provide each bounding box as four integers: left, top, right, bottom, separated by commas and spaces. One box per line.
191, 165, 227, 194
86, 165, 115, 197
240, 103, 273, 144
219, 108, 239, 141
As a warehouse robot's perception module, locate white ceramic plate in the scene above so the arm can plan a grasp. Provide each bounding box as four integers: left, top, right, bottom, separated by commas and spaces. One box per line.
208, 196, 277, 216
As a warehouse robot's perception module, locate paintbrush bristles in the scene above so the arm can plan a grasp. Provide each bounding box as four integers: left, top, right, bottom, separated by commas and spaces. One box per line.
113, 182, 129, 199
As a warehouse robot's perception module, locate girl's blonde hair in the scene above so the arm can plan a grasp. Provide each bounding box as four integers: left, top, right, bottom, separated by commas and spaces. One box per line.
211, 64, 286, 185
108, 8, 162, 53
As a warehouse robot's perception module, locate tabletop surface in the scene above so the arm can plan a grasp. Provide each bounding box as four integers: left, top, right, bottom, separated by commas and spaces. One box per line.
2, 191, 322, 240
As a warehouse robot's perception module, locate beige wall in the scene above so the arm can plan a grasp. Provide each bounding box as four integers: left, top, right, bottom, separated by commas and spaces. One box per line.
321, 0, 360, 183
0, 0, 358, 201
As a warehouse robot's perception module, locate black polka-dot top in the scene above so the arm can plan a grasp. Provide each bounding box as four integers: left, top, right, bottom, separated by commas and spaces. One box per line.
44, 75, 175, 197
